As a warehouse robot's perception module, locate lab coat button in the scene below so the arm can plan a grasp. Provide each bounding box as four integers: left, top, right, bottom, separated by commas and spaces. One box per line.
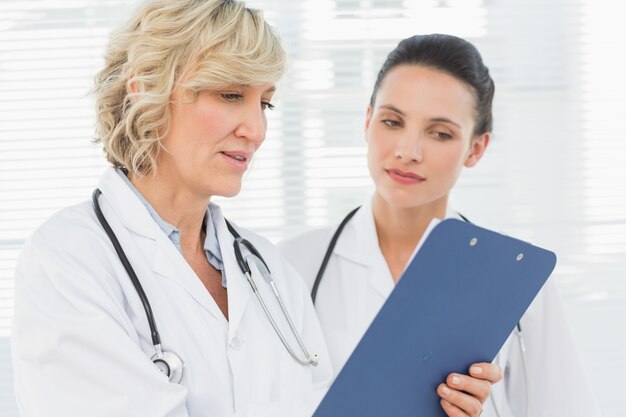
230, 336, 242, 350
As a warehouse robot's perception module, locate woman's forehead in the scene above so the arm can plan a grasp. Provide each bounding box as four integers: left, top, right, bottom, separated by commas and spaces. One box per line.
375, 65, 476, 124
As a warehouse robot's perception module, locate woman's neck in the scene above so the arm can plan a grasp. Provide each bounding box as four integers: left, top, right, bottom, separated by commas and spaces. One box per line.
129, 170, 209, 254
372, 193, 448, 282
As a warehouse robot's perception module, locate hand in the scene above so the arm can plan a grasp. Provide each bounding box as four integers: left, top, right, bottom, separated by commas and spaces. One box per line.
437, 362, 503, 417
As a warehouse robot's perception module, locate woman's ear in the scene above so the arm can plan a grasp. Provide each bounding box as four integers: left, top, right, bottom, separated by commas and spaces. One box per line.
128, 78, 141, 94
464, 132, 491, 168
364, 105, 373, 141
127, 79, 142, 104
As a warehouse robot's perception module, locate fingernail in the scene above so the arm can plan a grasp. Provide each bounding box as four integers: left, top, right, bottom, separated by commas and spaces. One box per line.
451, 376, 461, 385
470, 366, 483, 375
442, 386, 451, 395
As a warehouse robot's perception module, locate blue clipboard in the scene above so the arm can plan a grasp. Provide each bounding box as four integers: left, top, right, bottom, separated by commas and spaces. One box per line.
313, 218, 557, 417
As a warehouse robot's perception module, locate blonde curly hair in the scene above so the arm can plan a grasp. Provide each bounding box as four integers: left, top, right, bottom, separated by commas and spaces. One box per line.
94, 0, 286, 176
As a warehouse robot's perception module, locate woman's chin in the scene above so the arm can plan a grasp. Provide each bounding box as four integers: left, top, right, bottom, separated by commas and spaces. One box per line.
211, 182, 243, 199
377, 188, 447, 212
378, 189, 422, 209
190, 177, 243, 201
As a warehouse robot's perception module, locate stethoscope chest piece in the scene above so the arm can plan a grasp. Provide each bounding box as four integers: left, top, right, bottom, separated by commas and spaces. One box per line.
152, 350, 184, 384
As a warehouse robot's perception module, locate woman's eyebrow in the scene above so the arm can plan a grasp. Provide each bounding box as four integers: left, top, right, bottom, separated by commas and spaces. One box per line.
378, 104, 405, 116
240, 84, 276, 94
378, 105, 462, 129
430, 117, 461, 129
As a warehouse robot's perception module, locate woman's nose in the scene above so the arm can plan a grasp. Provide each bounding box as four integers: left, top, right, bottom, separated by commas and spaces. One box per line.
234, 105, 266, 144
394, 132, 423, 163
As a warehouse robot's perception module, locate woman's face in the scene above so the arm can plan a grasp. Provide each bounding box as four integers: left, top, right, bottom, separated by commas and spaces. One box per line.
366, 64, 489, 210
157, 82, 276, 199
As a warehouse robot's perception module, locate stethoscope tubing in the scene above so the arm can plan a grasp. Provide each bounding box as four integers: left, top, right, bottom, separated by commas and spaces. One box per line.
230, 232, 318, 367
93, 187, 317, 381
269, 279, 318, 366
92, 189, 162, 347
244, 270, 317, 366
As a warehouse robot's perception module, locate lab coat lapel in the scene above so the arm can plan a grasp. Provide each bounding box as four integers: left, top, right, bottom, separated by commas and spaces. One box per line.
97, 167, 158, 240
98, 168, 227, 323
152, 232, 227, 323
332, 198, 462, 300
333, 196, 394, 299
209, 205, 252, 339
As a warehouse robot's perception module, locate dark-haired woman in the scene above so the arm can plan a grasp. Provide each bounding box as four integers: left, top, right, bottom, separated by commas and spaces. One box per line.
279, 34, 599, 417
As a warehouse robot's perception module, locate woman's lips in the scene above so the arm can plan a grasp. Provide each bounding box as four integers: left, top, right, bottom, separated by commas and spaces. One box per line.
221, 151, 251, 172
385, 168, 425, 185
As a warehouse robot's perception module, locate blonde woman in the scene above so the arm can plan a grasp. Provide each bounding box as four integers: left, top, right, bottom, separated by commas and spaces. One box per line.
11, 1, 331, 416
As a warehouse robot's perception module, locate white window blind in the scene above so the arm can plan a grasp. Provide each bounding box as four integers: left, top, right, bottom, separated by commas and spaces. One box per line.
1, 3, 133, 416
1, 1, 624, 416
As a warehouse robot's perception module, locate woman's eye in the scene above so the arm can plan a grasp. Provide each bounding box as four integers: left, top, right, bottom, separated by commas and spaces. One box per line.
435, 131, 453, 140
382, 119, 401, 128
261, 101, 275, 111
221, 93, 242, 101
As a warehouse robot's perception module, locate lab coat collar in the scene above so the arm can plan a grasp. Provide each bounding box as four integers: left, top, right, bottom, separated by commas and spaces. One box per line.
97, 166, 159, 240
331, 196, 463, 297
152, 228, 228, 324
332, 195, 379, 268
332, 196, 393, 297
332, 197, 462, 266
97, 167, 234, 325
151, 201, 253, 332
209, 204, 252, 339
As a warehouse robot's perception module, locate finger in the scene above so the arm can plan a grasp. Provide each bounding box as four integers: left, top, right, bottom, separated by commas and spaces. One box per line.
440, 398, 469, 417
469, 362, 503, 384
438, 383, 483, 417
446, 373, 491, 404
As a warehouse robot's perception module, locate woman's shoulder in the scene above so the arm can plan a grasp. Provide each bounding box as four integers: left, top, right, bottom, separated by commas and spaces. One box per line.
278, 226, 335, 253
15, 200, 127, 308
18, 200, 110, 271
26, 201, 99, 245
275, 226, 337, 289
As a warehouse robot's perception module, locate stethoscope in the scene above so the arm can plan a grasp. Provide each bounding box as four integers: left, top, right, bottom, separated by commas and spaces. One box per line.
311, 206, 529, 417
91, 189, 318, 384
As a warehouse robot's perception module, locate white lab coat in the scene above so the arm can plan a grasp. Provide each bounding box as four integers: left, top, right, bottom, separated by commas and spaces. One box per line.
11, 167, 331, 417
278, 196, 601, 417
